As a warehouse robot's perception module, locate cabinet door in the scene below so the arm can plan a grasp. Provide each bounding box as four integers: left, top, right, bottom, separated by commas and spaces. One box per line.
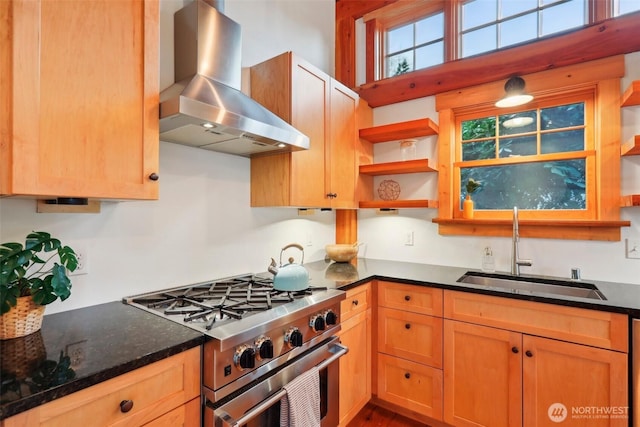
338, 309, 371, 426
3, 0, 159, 200
444, 320, 522, 427
523, 335, 628, 427
289, 56, 330, 207
329, 80, 358, 209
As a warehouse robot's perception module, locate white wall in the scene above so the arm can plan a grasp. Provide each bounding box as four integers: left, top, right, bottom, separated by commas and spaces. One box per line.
358, 52, 640, 285
0, 0, 337, 314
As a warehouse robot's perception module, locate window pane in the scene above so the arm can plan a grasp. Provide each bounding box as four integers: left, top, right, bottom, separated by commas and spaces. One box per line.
541, 103, 584, 130
462, 26, 497, 57
500, 111, 537, 135
617, 0, 640, 16
499, 135, 537, 158
541, 129, 584, 153
500, 13, 538, 48
501, 0, 537, 18
462, 117, 496, 140
460, 159, 586, 210
462, 0, 497, 30
462, 140, 496, 161
415, 42, 444, 69
386, 53, 413, 77
387, 23, 413, 54
541, 0, 585, 36
416, 13, 444, 44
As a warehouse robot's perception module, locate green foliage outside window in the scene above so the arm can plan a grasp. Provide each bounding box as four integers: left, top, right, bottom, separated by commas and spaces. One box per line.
459, 102, 587, 210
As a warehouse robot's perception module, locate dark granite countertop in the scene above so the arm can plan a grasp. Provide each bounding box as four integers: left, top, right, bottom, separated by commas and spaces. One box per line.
2, 258, 639, 420
304, 258, 640, 316
0, 301, 204, 420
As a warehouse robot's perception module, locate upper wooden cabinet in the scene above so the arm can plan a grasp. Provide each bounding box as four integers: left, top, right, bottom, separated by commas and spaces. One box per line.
0, 0, 159, 200
250, 52, 361, 208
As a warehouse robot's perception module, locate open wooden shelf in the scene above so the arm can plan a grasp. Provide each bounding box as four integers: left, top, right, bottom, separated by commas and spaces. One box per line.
621, 135, 640, 156
359, 159, 437, 176
621, 194, 640, 207
359, 118, 439, 143
621, 80, 640, 107
359, 199, 438, 209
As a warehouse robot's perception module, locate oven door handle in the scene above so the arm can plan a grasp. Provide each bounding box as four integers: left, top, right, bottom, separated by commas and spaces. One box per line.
221, 343, 348, 427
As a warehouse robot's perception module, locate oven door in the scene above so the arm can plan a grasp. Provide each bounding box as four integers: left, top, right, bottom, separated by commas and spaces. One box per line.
204, 336, 348, 427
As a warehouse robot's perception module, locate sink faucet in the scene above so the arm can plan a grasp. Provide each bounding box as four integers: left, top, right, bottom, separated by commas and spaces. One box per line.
511, 207, 532, 276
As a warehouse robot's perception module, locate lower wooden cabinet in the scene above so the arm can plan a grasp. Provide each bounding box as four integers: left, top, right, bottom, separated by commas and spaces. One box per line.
338, 284, 372, 426
3, 347, 201, 427
377, 353, 443, 420
443, 289, 629, 427
375, 281, 444, 422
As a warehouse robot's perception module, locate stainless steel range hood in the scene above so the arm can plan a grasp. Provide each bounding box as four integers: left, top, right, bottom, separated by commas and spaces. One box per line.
159, 0, 309, 157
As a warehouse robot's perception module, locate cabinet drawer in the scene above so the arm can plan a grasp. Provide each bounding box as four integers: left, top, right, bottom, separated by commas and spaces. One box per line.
444, 290, 628, 352
378, 281, 443, 316
341, 284, 370, 321
378, 307, 443, 368
377, 353, 443, 420
4, 347, 201, 427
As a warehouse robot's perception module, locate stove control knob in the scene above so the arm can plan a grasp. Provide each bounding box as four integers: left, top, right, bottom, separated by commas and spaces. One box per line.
310, 315, 326, 332
234, 345, 256, 370
285, 327, 304, 348
255, 337, 274, 360
324, 310, 338, 325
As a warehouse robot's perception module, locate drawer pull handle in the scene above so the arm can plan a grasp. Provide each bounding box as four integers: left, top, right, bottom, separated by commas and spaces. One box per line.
405, 323, 411, 329
120, 400, 134, 413
352, 300, 359, 306
404, 373, 411, 379
404, 295, 411, 301
512, 346, 519, 354
148, 173, 159, 181
525, 350, 533, 358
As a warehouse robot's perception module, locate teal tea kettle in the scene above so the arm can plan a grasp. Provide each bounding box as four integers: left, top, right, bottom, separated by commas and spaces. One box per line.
268, 243, 309, 291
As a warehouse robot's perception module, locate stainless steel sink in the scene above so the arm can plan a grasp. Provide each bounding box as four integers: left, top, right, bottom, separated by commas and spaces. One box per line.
457, 272, 606, 300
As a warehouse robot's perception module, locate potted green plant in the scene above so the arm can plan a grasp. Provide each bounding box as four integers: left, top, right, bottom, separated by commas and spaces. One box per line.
0, 231, 78, 339
463, 178, 482, 219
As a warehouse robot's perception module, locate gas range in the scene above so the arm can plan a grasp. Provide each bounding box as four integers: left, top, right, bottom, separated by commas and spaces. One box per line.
123, 273, 345, 401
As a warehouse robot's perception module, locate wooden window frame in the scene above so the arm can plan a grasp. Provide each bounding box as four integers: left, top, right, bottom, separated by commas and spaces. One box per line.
452, 90, 595, 220
364, 0, 618, 86
432, 56, 630, 241
363, 1, 446, 81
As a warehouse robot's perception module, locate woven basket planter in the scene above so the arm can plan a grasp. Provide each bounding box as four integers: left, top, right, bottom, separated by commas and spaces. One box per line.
0, 296, 46, 340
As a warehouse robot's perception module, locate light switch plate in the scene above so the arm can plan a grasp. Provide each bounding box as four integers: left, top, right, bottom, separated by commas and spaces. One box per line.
626, 239, 640, 259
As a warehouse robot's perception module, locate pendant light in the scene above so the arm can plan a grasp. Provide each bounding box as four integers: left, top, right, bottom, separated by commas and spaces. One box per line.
495, 76, 533, 108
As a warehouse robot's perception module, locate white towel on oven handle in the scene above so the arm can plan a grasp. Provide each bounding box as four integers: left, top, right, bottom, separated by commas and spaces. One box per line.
279, 365, 321, 427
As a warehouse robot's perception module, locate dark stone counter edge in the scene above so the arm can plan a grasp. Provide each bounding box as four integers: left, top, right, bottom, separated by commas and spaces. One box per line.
339, 274, 640, 318
0, 335, 204, 420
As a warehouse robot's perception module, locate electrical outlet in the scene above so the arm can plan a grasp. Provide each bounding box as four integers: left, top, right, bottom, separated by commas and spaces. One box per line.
69, 247, 89, 275
404, 231, 414, 246
626, 239, 640, 259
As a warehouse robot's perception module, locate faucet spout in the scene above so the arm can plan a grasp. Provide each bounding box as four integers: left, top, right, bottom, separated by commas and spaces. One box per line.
511, 207, 532, 276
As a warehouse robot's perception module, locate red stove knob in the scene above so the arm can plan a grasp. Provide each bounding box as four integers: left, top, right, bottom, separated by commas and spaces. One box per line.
285, 327, 304, 348
233, 345, 256, 370
255, 337, 274, 360
324, 310, 338, 325
310, 315, 326, 332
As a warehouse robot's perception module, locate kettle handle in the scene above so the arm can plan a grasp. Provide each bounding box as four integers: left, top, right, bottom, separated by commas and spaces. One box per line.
280, 243, 305, 265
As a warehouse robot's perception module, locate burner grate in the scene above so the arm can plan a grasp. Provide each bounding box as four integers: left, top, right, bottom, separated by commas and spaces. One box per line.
130, 275, 326, 330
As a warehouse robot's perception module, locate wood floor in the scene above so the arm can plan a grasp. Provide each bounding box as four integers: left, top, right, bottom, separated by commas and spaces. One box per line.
347, 403, 431, 427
